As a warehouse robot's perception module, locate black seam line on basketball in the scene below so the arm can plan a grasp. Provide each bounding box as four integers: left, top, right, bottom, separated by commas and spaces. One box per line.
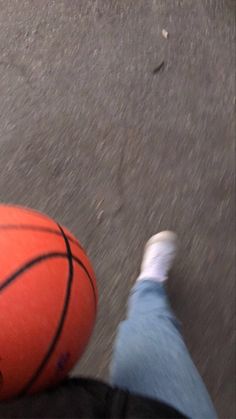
72, 255, 97, 307
0, 224, 82, 250
50, 220, 96, 308
0, 252, 96, 306
19, 224, 74, 396
55, 223, 97, 305
0, 252, 68, 293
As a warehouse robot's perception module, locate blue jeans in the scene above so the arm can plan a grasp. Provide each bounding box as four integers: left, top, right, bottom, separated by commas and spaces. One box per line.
110, 280, 216, 418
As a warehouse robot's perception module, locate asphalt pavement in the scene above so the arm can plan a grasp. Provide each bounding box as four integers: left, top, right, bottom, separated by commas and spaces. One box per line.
0, 1, 235, 417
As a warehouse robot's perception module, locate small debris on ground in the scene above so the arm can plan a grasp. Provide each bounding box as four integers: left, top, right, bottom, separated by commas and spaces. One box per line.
162, 29, 169, 39
153, 61, 164, 74
96, 199, 104, 210
97, 210, 104, 223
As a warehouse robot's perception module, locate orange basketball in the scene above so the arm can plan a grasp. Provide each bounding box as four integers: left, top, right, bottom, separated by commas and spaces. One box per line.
0, 205, 97, 400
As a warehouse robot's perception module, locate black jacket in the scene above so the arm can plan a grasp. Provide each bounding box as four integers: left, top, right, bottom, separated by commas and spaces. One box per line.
0, 378, 186, 418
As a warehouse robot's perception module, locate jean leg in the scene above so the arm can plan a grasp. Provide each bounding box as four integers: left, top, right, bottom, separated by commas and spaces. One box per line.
110, 280, 216, 419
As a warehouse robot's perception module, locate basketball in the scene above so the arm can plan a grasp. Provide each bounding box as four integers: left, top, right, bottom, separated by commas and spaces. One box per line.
0, 205, 97, 400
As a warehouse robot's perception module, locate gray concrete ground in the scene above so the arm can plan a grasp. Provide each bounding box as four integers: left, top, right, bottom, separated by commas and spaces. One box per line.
0, 0, 235, 417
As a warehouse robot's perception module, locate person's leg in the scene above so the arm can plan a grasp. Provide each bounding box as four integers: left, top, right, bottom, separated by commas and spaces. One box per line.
110, 232, 216, 419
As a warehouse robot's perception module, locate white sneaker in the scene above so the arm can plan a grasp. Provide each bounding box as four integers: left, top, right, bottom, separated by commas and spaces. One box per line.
138, 231, 177, 282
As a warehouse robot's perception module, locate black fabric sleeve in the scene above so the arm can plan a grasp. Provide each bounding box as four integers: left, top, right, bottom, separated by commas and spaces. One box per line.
0, 377, 187, 418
